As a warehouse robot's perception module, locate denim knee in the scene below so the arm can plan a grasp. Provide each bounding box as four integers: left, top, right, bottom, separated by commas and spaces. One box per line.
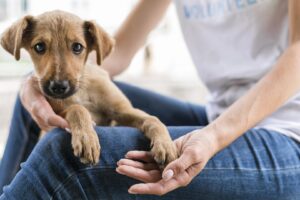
34, 128, 74, 163
1, 129, 76, 199
23, 128, 79, 178
33, 127, 149, 169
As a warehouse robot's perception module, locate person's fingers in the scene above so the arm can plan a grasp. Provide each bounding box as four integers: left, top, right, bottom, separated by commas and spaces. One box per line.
128, 171, 193, 195
20, 75, 69, 130
117, 159, 158, 170
30, 99, 69, 129
162, 148, 199, 181
116, 165, 161, 183
39, 123, 53, 132
30, 100, 51, 121
34, 111, 68, 131
46, 114, 69, 129
30, 115, 50, 131
38, 124, 51, 132
33, 117, 55, 132
33, 111, 59, 131
125, 151, 155, 163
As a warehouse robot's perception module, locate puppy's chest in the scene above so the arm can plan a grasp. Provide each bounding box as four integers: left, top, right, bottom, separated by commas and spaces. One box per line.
74, 95, 101, 114
49, 92, 112, 125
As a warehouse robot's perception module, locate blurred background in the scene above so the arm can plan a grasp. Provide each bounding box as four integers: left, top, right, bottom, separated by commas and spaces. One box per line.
0, 0, 208, 156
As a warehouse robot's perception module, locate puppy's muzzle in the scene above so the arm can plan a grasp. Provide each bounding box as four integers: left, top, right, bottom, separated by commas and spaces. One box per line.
44, 80, 74, 99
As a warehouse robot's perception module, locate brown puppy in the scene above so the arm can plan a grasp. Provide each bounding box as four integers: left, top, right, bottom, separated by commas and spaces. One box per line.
0, 10, 178, 167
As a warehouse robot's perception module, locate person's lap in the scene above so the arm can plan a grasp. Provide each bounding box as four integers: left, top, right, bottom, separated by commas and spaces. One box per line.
0, 82, 300, 200
2, 127, 300, 200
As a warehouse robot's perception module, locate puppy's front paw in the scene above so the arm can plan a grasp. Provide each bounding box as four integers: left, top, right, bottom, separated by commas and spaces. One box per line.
151, 139, 178, 169
72, 129, 100, 165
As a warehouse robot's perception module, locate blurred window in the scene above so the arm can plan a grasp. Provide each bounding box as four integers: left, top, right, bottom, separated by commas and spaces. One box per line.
0, 0, 7, 21
21, 0, 28, 13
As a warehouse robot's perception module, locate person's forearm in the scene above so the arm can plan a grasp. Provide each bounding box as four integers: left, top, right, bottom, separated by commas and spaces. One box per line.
200, 2, 300, 154
101, 0, 171, 77
202, 42, 300, 153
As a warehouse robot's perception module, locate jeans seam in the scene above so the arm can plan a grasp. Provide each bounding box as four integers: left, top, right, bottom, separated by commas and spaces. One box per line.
21, 164, 52, 200
50, 165, 300, 198
203, 166, 300, 171
50, 166, 115, 199
11, 105, 35, 179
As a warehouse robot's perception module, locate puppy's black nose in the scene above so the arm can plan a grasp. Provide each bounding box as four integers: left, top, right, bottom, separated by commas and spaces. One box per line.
48, 80, 70, 96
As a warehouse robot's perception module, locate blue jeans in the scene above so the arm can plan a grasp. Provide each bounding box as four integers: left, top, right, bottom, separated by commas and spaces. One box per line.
0, 82, 300, 200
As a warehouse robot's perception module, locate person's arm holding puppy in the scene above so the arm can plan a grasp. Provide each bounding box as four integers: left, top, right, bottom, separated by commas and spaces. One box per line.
20, 75, 69, 131
20, 0, 171, 130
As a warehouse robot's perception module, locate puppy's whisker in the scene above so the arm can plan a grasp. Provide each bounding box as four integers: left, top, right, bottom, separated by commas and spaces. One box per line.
78, 85, 88, 91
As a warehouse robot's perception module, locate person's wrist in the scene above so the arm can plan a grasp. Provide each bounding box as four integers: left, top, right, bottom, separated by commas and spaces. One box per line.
193, 126, 221, 157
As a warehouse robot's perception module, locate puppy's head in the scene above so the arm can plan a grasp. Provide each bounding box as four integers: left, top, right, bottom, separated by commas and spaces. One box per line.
0, 10, 114, 99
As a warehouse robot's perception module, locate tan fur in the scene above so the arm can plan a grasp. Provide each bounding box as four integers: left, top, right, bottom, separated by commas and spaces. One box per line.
0, 10, 177, 166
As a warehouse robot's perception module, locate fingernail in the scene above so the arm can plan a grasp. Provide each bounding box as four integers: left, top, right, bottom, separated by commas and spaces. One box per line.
116, 168, 123, 175
128, 189, 137, 194
65, 128, 71, 133
162, 169, 174, 181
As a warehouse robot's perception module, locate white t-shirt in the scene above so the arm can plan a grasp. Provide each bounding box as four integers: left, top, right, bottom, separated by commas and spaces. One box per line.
173, 0, 300, 142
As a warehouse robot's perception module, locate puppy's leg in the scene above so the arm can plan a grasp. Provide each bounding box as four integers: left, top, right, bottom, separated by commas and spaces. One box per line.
62, 104, 100, 165
89, 75, 177, 167
112, 108, 178, 168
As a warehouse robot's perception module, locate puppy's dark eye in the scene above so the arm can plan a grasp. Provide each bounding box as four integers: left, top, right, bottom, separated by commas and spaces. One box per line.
72, 43, 83, 55
34, 42, 46, 54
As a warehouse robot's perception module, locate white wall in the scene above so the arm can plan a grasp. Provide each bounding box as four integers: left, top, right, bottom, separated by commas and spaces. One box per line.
0, 1, 199, 80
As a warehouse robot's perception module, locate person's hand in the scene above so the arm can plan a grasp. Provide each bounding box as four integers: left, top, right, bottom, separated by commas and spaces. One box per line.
116, 129, 218, 195
19, 74, 69, 131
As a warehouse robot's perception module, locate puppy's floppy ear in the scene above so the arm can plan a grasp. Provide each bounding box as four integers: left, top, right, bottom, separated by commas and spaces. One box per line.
84, 21, 115, 65
0, 15, 34, 60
